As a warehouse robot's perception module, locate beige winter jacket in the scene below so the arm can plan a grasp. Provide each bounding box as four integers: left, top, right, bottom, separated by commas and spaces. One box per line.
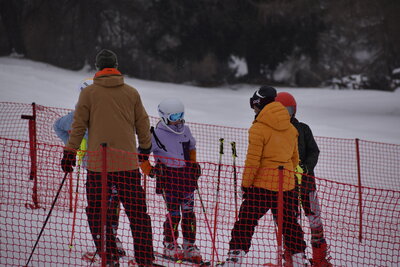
66, 68, 151, 172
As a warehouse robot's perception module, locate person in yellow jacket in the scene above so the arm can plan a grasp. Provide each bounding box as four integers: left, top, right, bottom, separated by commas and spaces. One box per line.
224, 86, 307, 267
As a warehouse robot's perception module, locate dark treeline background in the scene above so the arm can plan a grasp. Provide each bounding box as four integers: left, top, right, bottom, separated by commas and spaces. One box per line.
1, 0, 399, 90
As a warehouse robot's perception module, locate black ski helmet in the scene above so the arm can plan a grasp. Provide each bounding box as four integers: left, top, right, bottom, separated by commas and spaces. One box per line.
250, 86, 277, 110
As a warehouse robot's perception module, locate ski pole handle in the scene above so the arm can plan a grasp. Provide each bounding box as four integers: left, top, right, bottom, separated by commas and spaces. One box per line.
230, 142, 237, 158
219, 138, 224, 155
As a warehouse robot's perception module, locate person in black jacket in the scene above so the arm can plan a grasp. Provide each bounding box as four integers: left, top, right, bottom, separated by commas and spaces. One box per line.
276, 92, 331, 267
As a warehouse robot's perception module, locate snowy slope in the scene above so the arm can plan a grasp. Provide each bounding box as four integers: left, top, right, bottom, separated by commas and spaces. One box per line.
0, 56, 399, 144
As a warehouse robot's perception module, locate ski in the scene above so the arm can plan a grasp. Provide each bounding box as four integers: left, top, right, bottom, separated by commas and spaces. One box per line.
81, 251, 166, 266
155, 251, 212, 266
81, 251, 98, 263
127, 258, 166, 267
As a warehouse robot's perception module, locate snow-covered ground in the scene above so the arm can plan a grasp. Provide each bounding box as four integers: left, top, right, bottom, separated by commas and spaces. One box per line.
1, 56, 399, 145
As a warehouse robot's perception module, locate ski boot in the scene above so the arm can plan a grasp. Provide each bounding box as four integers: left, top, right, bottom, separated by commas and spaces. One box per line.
163, 242, 183, 260
116, 237, 126, 257
223, 250, 245, 266
106, 254, 120, 267
182, 243, 202, 263
283, 250, 307, 267
312, 242, 332, 267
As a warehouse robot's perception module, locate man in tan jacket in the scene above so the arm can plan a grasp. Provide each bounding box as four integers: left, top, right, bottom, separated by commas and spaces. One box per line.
224, 86, 307, 267
61, 49, 154, 266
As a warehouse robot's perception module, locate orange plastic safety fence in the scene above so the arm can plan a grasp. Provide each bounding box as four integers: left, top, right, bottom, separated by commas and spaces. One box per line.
1, 102, 399, 266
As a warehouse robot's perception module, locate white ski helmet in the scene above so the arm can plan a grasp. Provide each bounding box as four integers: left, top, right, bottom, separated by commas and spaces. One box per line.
158, 98, 185, 124
78, 78, 93, 91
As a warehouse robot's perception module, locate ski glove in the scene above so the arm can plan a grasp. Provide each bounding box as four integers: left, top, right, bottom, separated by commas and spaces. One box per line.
138, 146, 151, 162
295, 165, 304, 185
299, 163, 308, 174
191, 162, 201, 180
140, 160, 158, 177
61, 149, 76, 173
241, 186, 250, 199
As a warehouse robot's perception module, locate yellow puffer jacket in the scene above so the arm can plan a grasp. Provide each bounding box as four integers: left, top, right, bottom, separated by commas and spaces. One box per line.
66, 68, 151, 172
242, 102, 299, 191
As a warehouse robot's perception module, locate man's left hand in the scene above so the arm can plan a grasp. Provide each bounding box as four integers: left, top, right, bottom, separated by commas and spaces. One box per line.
61, 149, 76, 173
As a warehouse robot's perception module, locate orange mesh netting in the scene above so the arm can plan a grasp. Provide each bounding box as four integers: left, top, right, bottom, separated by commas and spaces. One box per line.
0, 102, 399, 266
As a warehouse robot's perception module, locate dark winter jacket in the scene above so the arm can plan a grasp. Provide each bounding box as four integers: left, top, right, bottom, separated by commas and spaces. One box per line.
66, 68, 151, 172
291, 117, 319, 190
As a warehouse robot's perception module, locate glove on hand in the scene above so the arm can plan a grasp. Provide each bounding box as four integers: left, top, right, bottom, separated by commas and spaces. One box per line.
140, 160, 164, 178
191, 162, 201, 180
241, 186, 250, 199
140, 160, 153, 177
300, 163, 308, 174
61, 149, 76, 173
138, 146, 151, 162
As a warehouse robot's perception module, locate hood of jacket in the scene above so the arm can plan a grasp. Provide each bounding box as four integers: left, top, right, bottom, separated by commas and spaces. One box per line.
254, 102, 291, 131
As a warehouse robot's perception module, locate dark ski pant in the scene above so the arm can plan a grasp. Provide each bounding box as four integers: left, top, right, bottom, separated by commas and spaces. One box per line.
229, 187, 306, 254
163, 191, 196, 244
86, 169, 154, 264
157, 166, 197, 245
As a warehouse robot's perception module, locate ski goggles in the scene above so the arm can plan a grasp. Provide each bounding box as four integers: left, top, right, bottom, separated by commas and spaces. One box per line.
286, 106, 295, 117
249, 97, 261, 109
168, 112, 184, 122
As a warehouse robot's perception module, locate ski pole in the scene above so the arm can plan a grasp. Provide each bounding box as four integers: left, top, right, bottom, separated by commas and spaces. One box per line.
26, 172, 69, 266
196, 186, 220, 262
69, 163, 81, 249
212, 138, 224, 264
230, 141, 238, 221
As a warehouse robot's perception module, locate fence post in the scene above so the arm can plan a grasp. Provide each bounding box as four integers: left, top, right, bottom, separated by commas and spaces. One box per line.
212, 138, 224, 264
21, 102, 39, 209
100, 143, 108, 267
355, 138, 363, 242
277, 166, 284, 267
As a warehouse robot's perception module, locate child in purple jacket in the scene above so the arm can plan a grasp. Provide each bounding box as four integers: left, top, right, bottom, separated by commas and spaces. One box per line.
140, 98, 202, 263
